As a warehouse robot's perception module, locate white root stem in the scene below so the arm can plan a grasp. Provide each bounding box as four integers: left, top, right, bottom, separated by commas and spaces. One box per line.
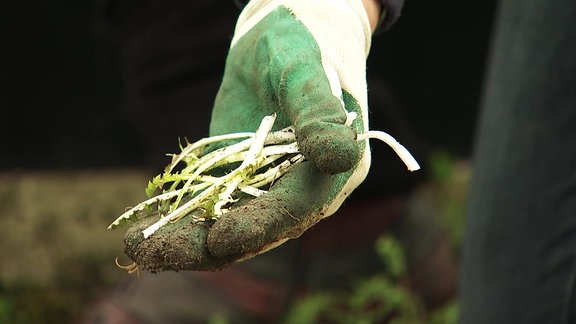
108, 186, 199, 230
357, 130, 421, 172
166, 132, 255, 174
142, 185, 214, 238
142, 114, 278, 239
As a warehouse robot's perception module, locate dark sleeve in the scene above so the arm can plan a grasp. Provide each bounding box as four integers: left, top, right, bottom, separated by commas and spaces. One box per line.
377, 0, 405, 32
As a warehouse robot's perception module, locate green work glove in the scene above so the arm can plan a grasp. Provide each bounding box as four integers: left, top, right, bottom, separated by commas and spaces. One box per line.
125, 0, 376, 271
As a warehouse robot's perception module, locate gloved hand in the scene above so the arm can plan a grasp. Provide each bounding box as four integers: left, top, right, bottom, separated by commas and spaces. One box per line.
124, 0, 378, 271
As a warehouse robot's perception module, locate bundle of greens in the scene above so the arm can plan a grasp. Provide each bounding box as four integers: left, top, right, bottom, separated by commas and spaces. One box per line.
108, 114, 419, 239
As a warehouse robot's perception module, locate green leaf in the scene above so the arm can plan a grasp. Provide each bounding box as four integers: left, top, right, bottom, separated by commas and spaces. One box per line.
283, 293, 339, 324
108, 210, 138, 229
375, 236, 407, 279
145, 178, 159, 197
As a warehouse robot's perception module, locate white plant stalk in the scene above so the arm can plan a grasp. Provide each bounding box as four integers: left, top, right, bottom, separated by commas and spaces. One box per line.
357, 131, 421, 172
108, 114, 420, 239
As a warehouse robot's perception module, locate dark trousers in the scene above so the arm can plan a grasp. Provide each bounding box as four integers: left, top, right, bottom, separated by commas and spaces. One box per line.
460, 0, 576, 322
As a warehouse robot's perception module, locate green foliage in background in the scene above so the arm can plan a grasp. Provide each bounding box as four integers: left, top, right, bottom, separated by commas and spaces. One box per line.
428, 150, 469, 251
283, 151, 468, 324
0, 171, 147, 323
284, 235, 457, 324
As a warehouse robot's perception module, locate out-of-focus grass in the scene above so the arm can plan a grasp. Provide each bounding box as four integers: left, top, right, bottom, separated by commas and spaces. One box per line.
424, 150, 470, 251
0, 153, 471, 323
0, 170, 150, 323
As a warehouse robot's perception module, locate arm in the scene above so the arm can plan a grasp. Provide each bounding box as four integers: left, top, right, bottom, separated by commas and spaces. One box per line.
362, 0, 381, 32
122, 0, 410, 272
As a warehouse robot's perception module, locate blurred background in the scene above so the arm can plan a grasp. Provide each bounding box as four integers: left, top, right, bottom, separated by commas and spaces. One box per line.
1, 0, 497, 322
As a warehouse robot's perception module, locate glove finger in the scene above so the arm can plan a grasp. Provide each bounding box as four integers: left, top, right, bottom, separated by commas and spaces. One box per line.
266, 8, 361, 174
207, 161, 346, 258
123, 215, 239, 272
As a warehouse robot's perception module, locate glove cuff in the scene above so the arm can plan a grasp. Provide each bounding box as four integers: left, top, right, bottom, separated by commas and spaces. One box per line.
231, 0, 372, 54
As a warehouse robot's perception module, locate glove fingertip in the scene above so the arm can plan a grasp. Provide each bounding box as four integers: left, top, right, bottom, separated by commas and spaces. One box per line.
297, 123, 360, 174
124, 218, 234, 272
